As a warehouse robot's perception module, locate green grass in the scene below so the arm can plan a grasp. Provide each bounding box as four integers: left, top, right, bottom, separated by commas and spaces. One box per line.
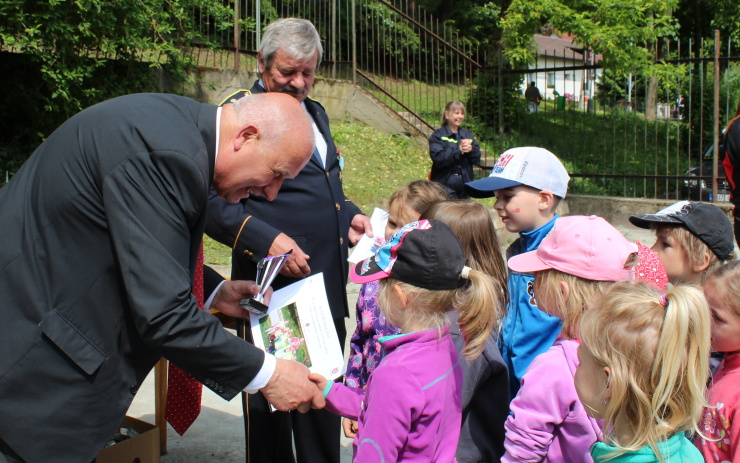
334, 121, 431, 212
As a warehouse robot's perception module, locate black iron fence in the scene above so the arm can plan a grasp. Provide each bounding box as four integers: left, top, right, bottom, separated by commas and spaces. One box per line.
197, 1, 740, 201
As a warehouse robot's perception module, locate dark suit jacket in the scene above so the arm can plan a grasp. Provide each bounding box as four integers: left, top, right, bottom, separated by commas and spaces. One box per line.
0, 94, 263, 463
207, 84, 362, 319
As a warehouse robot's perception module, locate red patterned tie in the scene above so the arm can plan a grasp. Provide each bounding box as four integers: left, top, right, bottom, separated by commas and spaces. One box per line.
165, 242, 205, 435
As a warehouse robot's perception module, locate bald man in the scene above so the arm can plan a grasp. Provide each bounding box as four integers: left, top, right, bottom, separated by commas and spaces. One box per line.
0, 92, 321, 463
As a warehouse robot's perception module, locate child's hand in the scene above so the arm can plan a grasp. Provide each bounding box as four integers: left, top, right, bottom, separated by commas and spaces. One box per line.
342, 418, 358, 438
308, 372, 328, 393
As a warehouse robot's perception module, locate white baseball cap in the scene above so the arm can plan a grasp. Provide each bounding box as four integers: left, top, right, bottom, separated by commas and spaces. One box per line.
465, 147, 570, 198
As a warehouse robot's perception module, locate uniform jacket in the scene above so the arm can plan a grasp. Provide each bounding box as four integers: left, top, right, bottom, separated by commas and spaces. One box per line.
325, 327, 463, 462
0, 94, 262, 463
448, 311, 509, 463
593, 434, 703, 463
499, 215, 562, 396
429, 125, 481, 199
206, 83, 362, 319
503, 337, 602, 463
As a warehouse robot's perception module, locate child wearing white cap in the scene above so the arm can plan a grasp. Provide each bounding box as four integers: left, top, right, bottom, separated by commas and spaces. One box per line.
465, 146, 570, 397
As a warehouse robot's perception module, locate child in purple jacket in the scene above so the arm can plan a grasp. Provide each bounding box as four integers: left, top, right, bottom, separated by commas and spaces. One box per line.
502, 216, 638, 462
343, 180, 447, 437
312, 219, 503, 462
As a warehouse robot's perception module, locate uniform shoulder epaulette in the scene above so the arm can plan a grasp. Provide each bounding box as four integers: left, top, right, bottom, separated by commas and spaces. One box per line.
219, 89, 252, 106
306, 96, 326, 111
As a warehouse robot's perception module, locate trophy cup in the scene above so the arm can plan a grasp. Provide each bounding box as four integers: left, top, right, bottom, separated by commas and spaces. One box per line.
239, 249, 293, 315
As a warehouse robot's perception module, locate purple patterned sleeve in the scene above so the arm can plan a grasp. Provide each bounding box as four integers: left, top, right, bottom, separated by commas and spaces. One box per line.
344, 281, 401, 390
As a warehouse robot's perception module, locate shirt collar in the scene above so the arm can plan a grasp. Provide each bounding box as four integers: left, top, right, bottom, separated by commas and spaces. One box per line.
215, 106, 222, 163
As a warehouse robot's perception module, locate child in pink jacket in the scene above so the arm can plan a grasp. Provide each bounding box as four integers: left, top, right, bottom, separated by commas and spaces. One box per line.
312, 219, 502, 462
502, 216, 638, 462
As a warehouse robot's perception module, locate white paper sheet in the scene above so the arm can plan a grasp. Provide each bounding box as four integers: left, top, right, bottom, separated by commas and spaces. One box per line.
347, 207, 388, 264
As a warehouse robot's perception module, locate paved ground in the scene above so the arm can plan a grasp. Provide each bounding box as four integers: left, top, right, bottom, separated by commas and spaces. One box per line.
124, 223, 668, 462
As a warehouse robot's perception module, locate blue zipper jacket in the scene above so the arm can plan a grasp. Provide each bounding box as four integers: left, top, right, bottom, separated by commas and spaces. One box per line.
499, 215, 562, 397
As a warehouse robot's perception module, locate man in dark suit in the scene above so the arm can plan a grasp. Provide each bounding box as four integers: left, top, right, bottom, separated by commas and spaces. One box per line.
0, 92, 323, 463
206, 18, 371, 463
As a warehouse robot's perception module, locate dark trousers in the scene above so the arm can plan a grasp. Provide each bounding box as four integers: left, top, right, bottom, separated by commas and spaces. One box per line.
240, 317, 347, 463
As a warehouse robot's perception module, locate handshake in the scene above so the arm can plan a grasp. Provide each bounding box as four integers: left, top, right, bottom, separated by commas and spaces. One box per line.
260, 359, 329, 413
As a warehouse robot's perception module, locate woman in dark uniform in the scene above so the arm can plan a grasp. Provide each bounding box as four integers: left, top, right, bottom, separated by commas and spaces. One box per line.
429, 100, 481, 199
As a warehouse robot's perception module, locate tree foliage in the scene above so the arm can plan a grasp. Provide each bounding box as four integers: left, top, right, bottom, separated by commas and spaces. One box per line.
500, 0, 679, 78
0, 0, 237, 176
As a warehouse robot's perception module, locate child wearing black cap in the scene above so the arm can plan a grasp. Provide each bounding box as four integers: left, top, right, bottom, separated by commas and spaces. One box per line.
629, 201, 736, 285
310, 219, 501, 462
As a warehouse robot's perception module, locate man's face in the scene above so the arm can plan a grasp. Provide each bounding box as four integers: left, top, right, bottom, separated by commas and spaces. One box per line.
259, 48, 318, 103
214, 138, 311, 204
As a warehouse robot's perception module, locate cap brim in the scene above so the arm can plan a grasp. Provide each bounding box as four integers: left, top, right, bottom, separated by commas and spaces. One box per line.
507, 249, 553, 274
465, 177, 523, 198
349, 258, 391, 284
628, 213, 683, 229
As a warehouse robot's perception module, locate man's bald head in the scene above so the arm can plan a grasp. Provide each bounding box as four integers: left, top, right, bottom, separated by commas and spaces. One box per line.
214, 93, 314, 203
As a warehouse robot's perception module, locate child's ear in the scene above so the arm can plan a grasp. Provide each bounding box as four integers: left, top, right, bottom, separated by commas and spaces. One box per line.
692, 249, 712, 273
538, 190, 555, 211
603, 366, 612, 400
393, 283, 409, 309
559, 280, 570, 303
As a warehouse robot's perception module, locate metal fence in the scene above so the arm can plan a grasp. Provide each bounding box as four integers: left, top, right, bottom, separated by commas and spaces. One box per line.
492, 37, 740, 202
198, 0, 740, 201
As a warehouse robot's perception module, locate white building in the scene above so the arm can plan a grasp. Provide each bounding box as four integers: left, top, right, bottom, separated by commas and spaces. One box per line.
522, 33, 601, 107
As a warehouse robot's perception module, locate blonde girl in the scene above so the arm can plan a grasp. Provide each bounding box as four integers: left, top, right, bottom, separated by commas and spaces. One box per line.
576, 281, 710, 462
422, 199, 509, 461
503, 215, 638, 462
695, 260, 740, 462
312, 219, 501, 462
343, 180, 447, 437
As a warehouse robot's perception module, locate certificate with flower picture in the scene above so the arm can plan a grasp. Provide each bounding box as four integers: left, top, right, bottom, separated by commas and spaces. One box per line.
249, 273, 345, 380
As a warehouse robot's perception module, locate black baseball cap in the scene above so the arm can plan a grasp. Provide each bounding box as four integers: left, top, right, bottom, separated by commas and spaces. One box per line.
629, 201, 734, 261
349, 219, 467, 290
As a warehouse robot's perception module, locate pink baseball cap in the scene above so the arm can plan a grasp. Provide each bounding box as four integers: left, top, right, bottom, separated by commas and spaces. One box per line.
508, 215, 636, 281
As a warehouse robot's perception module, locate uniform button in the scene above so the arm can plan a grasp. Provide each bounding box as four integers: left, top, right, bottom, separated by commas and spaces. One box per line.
326, 172, 330, 178
335, 203, 340, 211
339, 237, 344, 245
244, 250, 253, 256
129, 384, 139, 395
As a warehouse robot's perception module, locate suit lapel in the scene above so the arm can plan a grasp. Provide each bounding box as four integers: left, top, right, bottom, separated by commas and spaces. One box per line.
305, 99, 336, 170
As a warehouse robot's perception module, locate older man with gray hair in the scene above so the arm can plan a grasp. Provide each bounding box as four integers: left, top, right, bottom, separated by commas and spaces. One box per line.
207, 18, 371, 463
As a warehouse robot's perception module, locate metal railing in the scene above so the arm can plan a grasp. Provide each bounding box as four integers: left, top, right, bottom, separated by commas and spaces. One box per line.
195, 1, 740, 201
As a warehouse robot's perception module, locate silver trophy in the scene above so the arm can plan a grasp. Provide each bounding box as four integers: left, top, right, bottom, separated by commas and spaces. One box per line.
239, 249, 293, 315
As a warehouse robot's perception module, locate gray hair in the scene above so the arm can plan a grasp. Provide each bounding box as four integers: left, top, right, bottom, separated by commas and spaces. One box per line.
260, 18, 323, 70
